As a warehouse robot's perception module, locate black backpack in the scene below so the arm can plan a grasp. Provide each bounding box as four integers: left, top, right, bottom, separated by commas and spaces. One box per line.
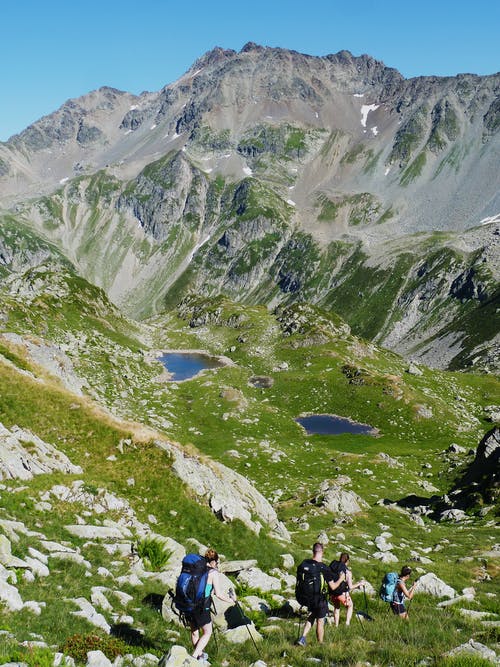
295, 559, 325, 608
172, 553, 209, 614
329, 560, 348, 595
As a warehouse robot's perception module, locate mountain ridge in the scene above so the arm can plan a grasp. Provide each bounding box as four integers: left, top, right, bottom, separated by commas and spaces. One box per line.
0, 44, 498, 371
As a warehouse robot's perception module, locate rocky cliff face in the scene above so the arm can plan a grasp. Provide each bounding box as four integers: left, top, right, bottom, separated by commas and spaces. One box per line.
0, 45, 498, 370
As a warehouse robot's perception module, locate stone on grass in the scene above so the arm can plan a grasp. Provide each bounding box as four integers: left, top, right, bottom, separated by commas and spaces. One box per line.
223, 623, 263, 644
242, 595, 271, 613
372, 551, 398, 563
313, 480, 368, 517
158, 646, 199, 667
0, 566, 24, 611
439, 509, 466, 522
236, 567, 281, 592
0, 534, 30, 568
417, 573, 456, 598
219, 559, 257, 574
281, 553, 294, 569
70, 597, 111, 633
445, 639, 498, 663
132, 654, 159, 666
86, 650, 112, 667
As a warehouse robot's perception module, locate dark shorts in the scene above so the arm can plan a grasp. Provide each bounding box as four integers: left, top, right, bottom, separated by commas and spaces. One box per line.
307, 598, 328, 620
391, 602, 406, 615
185, 607, 211, 629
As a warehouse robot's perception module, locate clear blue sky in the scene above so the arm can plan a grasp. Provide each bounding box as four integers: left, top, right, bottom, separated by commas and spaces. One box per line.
1, 0, 499, 141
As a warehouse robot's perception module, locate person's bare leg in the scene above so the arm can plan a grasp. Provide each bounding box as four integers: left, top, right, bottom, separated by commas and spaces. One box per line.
333, 606, 340, 626
190, 624, 199, 648
316, 617, 325, 643
192, 622, 212, 658
345, 598, 353, 626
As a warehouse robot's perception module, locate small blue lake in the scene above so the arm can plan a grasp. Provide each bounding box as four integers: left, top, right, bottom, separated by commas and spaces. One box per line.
295, 414, 376, 436
158, 352, 223, 381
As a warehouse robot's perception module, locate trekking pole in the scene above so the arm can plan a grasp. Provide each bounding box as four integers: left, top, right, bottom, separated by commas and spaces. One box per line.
363, 585, 369, 617
297, 605, 305, 641
210, 599, 219, 655
228, 588, 261, 658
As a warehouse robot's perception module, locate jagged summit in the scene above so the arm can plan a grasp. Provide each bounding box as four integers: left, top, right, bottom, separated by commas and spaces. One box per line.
0, 43, 498, 371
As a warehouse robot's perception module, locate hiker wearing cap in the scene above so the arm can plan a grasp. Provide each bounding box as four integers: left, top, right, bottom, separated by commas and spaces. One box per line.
391, 565, 417, 619
329, 552, 366, 626
189, 549, 236, 662
295, 542, 346, 646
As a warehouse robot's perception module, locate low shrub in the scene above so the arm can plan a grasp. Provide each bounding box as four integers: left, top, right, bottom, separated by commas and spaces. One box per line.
60, 633, 128, 664
136, 537, 172, 571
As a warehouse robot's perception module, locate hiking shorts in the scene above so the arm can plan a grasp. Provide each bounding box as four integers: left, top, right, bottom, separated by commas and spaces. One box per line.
330, 593, 351, 608
185, 607, 211, 629
307, 598, 328, 621
391, 602, 406, 615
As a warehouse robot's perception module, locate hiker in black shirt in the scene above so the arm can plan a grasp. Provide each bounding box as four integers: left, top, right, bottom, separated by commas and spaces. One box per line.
295, 542, 346, 646
329, 552, 366, 626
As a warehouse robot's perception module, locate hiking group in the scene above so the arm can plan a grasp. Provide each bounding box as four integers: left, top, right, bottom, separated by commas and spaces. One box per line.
295, 543, 419, 646
171, 542, 418, 661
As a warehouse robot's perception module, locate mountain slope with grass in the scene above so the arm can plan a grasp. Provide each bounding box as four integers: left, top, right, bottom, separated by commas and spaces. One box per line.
0, 260, 498, 666
0, 45, 498, 370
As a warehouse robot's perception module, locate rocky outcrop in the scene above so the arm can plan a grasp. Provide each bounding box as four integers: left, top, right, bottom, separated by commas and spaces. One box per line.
309, 478, 368, 519
157, 441, 290, 541
0, 422, 82, 480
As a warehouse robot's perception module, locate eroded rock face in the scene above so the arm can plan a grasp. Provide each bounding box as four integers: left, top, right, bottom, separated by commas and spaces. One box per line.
158, 440, 290, 541
0, 422, 82, 480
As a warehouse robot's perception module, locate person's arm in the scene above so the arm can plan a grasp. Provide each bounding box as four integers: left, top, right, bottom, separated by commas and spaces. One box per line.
399, 580, 417, 600
211, 570, 236, 603
327, 571, 346, 592
348, 571, 366, 591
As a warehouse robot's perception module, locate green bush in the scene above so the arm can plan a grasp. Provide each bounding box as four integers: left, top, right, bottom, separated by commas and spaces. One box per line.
136, 537, 172, 571
60, 633, 128, 664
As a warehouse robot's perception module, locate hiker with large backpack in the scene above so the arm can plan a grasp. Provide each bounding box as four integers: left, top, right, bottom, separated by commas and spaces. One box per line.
329, 552, 366, 626
295, 542, 346, 646
390, 565, 418, 619
173, 549, 235, 662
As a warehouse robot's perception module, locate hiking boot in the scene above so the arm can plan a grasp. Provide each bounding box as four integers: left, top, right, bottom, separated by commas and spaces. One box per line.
295, 636, 306, 647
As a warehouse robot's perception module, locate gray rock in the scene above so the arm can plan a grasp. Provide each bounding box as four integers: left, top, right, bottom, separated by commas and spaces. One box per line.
223, 623, 263, 644
312, 480, 368, 517
219, 559, 257, 574
417, 572, 456, 598
159, 441, 290, 540
236, 567, 281, 592
0, 422, 82, 481
445, 639, 498, 663
158, 646, 199, 667
440, 509, 466, 522
86, 651, 113, 667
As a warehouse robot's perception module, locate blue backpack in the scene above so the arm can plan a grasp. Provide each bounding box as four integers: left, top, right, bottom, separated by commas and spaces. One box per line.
379, 571, 398, 602
173, 554, 209, 613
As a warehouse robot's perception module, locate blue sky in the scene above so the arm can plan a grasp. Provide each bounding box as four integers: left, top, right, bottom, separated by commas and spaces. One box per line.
1, 0, 499, 141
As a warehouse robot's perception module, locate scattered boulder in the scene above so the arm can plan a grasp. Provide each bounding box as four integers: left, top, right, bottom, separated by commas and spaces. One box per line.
439, 509, 466, 522
311, 479, 368, 518
407, 362, 423, 376
219, 559, 257, 575
223, 622, 263, 644
445, 639, 498, 663
236, 567, 281, 592
0, 535, 30, 568
417, 573, 456, 598
158, 646, 199, 667
86, 650, 112, 667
